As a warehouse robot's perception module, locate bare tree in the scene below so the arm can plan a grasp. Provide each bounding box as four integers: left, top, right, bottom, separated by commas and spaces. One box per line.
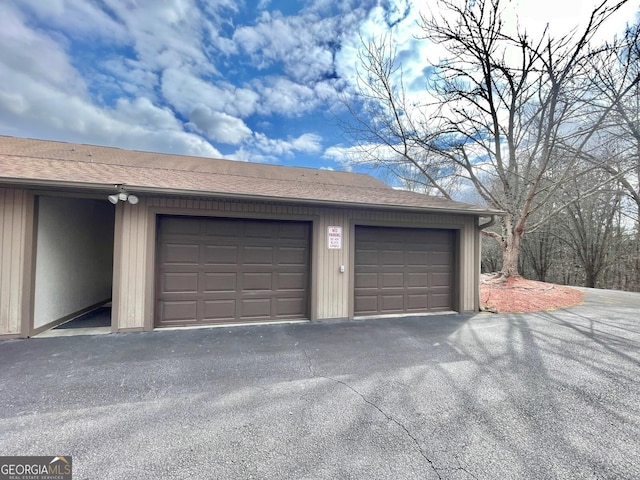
586, 19, 640, 245
562, 178, 623, 287
344, 0, 636, 278
520, 222, 559, 282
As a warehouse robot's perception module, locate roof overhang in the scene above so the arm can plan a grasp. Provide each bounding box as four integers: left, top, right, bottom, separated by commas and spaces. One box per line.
0, 177, 505, 217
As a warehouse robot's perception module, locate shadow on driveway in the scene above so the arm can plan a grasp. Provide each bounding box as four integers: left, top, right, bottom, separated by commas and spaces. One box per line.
1, 289, 639, 479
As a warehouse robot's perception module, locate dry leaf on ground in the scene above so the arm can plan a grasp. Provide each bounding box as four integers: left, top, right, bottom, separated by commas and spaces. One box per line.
480, 274, 583, 314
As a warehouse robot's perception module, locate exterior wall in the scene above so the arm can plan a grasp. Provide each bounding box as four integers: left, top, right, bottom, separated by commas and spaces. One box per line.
33, 196, 114, 329
315, 208, 351, 319
0, 188, 34, 337
112, 197, 154, 332
112, 196, 481, 332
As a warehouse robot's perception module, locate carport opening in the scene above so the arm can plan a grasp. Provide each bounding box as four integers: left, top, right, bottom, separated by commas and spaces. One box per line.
32, 195, 115, 334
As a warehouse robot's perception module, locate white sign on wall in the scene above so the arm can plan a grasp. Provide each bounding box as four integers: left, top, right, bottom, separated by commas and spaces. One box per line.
327, 226, 342, 249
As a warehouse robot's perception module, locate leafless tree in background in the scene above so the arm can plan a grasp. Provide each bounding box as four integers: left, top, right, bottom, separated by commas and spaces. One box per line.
344, 0, 637, 278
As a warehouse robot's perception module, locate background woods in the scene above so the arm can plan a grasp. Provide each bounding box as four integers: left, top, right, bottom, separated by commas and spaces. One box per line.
344, 0, 640, 289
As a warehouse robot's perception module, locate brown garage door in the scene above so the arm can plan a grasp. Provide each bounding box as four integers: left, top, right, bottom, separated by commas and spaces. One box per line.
156, 216, 310, 326
354, 226, 455, 316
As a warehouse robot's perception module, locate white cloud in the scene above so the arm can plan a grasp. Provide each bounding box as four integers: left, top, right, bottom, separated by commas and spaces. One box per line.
103, 0, 214, 73
101, 58, 159, 98
252, 75, 345, 117
323, 144, 369, 166
15, 0, 128, 42
161, 68, 259, 118
254, 77, 317, 116
253, 132, 322, 156
188, 107, 252, 145
228, 132, 323, 162
506, 0, 638, 42
113, 97, 181, 130
0, 5, 220, 158
289, 133, 323, 153
233, 10, 346, 84
0, 5, 88, 96
0, 65, 220, 158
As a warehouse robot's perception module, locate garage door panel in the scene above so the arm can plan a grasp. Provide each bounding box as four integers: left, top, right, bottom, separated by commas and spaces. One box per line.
277, 272, 306, 290
204, 245, 238, 264
407, 294, 428, 310
203, 300, 236, 320
241, 298, 272, 318
204, 218, 242, 236
430, 293, 452, 309
243, 246, 274, 264
354, 295, 378, 315
381, 272, 404, 288
203, 272, 237, 292
381, 250, 404, 266
381, 294, 404, 312
157, 216, 309, 326
159, 301, 198, 322
430, 251, 452, 266
163, 217, 202, 235
162, 272, 199, 293
279, 247, 307, 265
163, 244, 200, 264
243, 221, 276, 239
354, 226, 454, 316
242, 272, 273, 291
432, 272, 452, 287
276, 297, 306, 316
279, 222, 308, 240
355, 249, 378, 266
406, 251, 428, 264
355, 272, 378, 289
407, 272, 428, 287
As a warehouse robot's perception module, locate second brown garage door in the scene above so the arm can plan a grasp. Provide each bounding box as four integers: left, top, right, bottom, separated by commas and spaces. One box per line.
354, 226, 455, 316
156, 216, 310, 326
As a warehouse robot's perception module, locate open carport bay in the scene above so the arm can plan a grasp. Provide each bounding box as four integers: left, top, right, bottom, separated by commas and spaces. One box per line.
0, 288, 639, 479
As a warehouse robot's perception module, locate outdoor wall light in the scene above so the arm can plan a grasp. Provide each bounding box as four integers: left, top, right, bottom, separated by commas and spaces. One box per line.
108, 188, 139, 205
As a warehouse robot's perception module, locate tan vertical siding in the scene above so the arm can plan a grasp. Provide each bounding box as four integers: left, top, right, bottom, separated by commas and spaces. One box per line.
0, 188, 32, 336
462, 215, 480, 312
112, 198, 150, 330
315, 208, 350, 319
112, 197, 481, 330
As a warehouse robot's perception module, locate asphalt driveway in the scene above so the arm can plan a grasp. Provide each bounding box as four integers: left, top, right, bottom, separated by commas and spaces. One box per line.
1, 288, 639, 479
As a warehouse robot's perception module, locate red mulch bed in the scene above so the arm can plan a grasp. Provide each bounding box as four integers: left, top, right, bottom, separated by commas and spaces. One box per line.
480, 274, 584, 313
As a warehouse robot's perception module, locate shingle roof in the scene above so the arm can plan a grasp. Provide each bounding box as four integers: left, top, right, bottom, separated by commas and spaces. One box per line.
0, 136, 500, 216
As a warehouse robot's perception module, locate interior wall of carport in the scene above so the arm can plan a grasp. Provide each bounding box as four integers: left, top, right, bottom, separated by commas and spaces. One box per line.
111, 196, 480, 332
32, 195, 115, 331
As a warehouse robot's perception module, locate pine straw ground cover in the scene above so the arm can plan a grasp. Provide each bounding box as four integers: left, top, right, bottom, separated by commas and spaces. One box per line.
480, 274, 584, 313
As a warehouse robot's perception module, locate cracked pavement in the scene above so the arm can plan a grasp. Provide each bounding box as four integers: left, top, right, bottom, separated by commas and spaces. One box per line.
1, 288, 639, 479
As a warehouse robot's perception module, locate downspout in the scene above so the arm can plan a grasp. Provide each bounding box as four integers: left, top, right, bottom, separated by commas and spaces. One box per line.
475, 215, 499, 312
478, 214, 498, 230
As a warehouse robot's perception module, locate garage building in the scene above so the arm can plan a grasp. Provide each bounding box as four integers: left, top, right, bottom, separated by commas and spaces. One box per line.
0, 136, 500, 338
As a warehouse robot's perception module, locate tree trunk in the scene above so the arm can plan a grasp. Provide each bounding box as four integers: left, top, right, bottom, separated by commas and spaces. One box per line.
501, 228, 523, 278
584, 269, 597, 288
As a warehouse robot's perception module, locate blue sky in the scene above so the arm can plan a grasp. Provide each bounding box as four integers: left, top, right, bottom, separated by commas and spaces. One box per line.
0, 0, 636, 172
